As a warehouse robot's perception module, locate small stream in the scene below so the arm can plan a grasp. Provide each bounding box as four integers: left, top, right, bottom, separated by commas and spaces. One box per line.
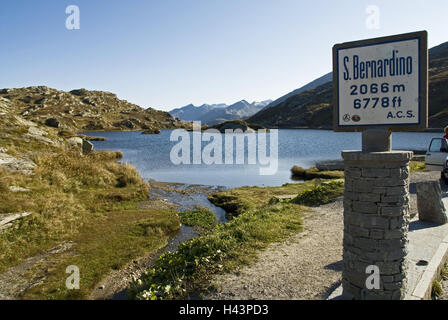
148, 181, 228, 252
111, 181, 228, 299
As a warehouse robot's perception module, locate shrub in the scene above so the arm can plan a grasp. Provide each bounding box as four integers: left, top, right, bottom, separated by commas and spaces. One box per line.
179, 207, 216, 230
291, 181, 344, 207
291, 166, 344, 180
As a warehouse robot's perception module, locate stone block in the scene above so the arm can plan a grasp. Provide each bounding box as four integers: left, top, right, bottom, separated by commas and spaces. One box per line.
353, 201, 379, 214
359, 193, 381, 202
381, 206, 407, 217
362, 168, 391, 178
416, 181, 448, 225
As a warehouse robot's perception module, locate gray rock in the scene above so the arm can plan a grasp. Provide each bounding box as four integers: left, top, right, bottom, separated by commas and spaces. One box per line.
0, 152, 36, 175
416, 181, 448, 224
44, 118, 60, 128
68, 137, 83, 149
67, 137, 93, 154
82, 140, 94, 154
9, 186, 30, 192
141, 128, 161, 135
119, 119, 136, 129
0, 212, 32, 232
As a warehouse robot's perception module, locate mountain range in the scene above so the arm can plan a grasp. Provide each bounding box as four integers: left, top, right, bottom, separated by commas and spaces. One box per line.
169, 100, 272, 125
248, 41, 448, 129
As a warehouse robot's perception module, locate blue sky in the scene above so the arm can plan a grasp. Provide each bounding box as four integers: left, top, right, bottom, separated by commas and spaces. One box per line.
0, 0, 447, 111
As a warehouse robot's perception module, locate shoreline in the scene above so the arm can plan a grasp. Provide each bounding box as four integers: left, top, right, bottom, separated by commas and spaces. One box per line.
90, 179, 229, 300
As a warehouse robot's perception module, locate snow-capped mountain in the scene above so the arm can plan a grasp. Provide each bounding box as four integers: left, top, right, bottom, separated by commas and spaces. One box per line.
169, 99, 272, 125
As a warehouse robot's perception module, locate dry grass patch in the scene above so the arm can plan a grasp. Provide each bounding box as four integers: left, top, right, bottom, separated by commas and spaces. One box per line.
0, 146, 179, 299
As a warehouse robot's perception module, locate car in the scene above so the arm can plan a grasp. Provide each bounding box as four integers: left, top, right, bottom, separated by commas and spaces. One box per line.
425, 138, 448, 183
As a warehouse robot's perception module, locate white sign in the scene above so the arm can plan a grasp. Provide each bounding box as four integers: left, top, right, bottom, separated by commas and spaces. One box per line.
333, 32, 427, 130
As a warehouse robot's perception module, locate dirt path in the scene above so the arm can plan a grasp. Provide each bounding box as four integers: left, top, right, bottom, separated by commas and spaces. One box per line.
206, 199, 345, 300
205, 171, 442, 300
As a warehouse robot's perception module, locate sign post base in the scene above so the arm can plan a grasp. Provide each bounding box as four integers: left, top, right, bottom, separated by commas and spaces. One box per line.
362, 129, 391, 153
342, 151, 413, 300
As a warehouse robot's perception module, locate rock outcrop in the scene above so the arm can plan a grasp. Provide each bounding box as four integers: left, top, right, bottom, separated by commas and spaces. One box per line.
206, 120, 266, 133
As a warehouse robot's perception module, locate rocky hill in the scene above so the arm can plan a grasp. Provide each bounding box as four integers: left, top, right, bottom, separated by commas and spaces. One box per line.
0, 86, 187, 132
263, 72, 332, 110
248, 41, 448, 129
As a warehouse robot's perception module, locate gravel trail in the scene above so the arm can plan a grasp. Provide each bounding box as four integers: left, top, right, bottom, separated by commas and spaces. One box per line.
206, 171, 442, 300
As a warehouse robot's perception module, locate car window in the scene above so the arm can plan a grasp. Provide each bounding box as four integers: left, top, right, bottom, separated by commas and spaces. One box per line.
429, 139, 443, 152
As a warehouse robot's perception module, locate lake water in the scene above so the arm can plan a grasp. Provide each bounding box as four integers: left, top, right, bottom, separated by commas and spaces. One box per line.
85, 129, 440, 188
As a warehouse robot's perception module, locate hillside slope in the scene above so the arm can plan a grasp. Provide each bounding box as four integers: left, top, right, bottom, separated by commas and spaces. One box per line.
0, 86, 186, 132
263, 72, 332, 110
248, 41, 448, 129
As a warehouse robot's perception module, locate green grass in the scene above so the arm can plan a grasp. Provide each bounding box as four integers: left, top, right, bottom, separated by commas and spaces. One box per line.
22, 209, 180, 300
432, 280, 443, 299
432, 262, 448, 300
291, 181, 345, 207
291, 166, 345, 181
129, 202, 304, 300
179, 207, 216, 231
0, 124, 180, 299
410, 161, 427, 172
130, 179, 345, 300
208, 180, 320, 219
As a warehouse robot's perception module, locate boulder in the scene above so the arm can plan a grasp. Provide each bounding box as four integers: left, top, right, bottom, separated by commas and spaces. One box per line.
44, 118, 60, 128
67, 137, 94, 154
83, 121, 104, 130
82, 98, 96, 106
0, 212, 32, 233
0, 152, 36, 175
118, 119, 136, 129
70, 88, 88, 96
82, 139, 94, 154
416, 181, 448, 224
141, 128, 161, 135
68, 137, 83, 149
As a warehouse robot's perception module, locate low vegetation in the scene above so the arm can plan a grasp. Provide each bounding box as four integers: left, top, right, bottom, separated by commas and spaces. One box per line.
209, 180, 319, 219
432, 262, 448, 300
291, 165, 344, 181
130, 179, 344, 300
410, 161, 427, 173
179, 207, 216, 232
0, 114, 180, 299
291, 181, 344, 206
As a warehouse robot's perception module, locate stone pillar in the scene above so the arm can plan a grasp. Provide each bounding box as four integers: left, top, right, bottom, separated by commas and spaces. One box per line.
342, 151, 413, 300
